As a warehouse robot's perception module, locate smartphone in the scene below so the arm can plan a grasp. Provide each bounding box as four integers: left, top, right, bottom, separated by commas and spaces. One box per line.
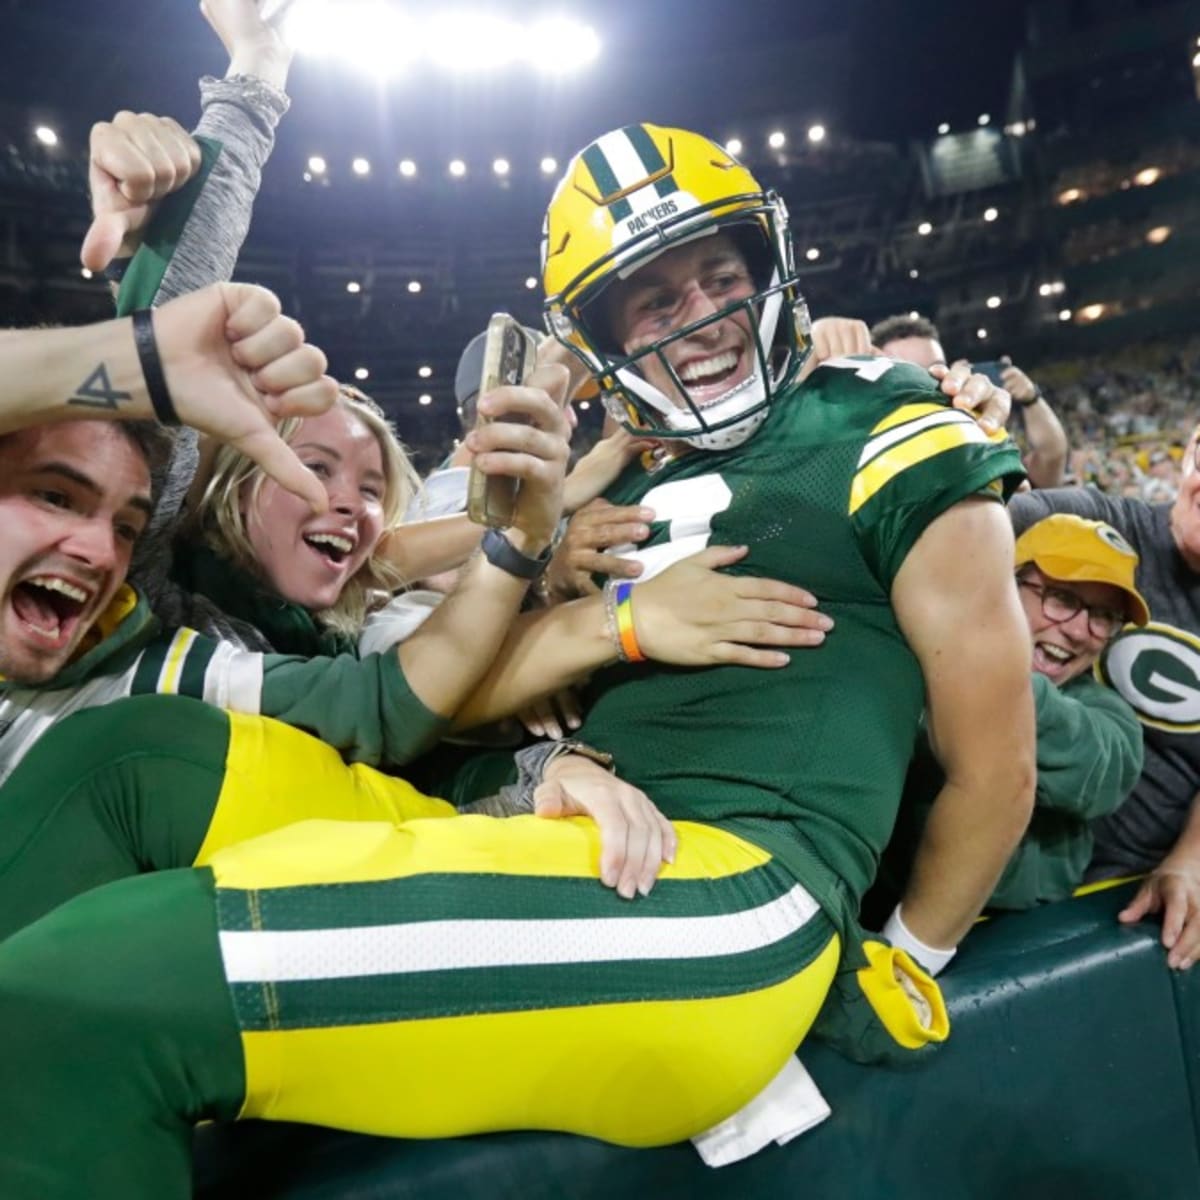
466, 314, 539, 529
971, 360, 1008, 387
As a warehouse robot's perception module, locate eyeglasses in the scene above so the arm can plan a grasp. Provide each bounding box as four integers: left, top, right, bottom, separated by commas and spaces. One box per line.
1017, 577, 1125, 640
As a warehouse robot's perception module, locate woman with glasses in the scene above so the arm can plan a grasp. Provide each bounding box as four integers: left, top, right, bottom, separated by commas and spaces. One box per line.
882, 513, 1147, 912
1009, 429, 1200, 968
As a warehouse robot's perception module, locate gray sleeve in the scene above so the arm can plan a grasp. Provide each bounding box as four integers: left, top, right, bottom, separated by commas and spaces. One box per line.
1007, 486, 1125, 537
154, 73, 290, 304
130, 74, 289, 618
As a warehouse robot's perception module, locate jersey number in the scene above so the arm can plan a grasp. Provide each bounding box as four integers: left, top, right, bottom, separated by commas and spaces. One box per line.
616, 474, 733, 582
820, 356, 897, 383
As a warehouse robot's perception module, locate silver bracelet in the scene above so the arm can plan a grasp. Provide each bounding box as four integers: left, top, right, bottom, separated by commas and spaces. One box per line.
602, 578, 627, 662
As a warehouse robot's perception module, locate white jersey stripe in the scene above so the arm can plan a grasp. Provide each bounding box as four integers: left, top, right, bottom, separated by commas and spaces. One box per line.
857, 409, 985, 470
218, 881, 821, 984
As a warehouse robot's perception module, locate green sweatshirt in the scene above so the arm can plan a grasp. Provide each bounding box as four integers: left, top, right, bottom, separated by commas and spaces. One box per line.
886, 672, 1144, 911
0, 587, 449, 788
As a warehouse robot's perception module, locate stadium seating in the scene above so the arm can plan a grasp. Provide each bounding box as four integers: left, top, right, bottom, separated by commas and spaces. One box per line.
194, 881, 1191, 1199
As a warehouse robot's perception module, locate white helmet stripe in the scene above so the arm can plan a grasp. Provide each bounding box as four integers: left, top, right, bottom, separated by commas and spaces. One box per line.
594, 129, 654, 192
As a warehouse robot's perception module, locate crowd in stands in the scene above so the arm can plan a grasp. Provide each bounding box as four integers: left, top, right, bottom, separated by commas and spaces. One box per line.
1030, 334, 1200, 500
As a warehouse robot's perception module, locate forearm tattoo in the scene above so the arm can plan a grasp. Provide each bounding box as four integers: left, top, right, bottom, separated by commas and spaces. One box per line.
67, 363, 132, 412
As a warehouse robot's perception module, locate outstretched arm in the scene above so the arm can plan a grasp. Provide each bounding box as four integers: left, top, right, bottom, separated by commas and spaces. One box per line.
1003, 363, 1067, 490
452, 544, 832, 730
891, 497, 1036, 959
0, 283, 334, 510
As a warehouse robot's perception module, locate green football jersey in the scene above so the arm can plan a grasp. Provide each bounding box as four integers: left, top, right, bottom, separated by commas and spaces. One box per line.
580, 356, 1025, 933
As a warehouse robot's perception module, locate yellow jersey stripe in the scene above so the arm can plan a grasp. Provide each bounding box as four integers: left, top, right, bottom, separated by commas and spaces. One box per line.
850, 421, 988, 514
858, 407, 979, 470
157, 627, 198, 695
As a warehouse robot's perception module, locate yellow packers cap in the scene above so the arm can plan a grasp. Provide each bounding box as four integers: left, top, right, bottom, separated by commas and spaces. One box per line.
1014, 514, 1150, 626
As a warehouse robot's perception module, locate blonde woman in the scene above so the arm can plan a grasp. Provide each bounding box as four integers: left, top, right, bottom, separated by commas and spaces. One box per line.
174, 385, 421, 654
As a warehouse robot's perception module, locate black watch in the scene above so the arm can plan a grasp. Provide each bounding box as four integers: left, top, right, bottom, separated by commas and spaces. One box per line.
481, 527, 552, 580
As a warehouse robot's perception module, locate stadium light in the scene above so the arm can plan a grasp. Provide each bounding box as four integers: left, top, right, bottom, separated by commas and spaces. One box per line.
977, 328, 988, 339
418, 365, 433, 378
346, 281, 361, 294
1194, 50, 1200, 67
427, 12, 521, 70
986, 296, 1001, 309
407, 280, 422, 293
1135, 167, 1161, 186
983, 206, 998, 221
977, 113, 990, 126
308, 155, 327, 175
917, 221, 933, 236
909, 268, 919, 279
1080, 303, 1106, 321
1057, 187, 1083, 205
908, 310, 920, 319
34, 125, 58, 147
937, 122, 950, 135
527, 16, 601, 73
278, 4, 600, 76
1146, 225, 1172, 244
807, 124, 826, 144
448, 158, 466, 177
725, 138, 743, 156
524, 276, 538, 289
418, 393, 433, 406
805, 247, 820, 261
579, 400, 591, 411
281, 1, 416, 77
540, 156, 558, 175
354, 367, 370, 381
398, 158, 417, 177
80, 267, 93, 279
492, 158, 510, 177
767, 130, 786, 150
352, 157, 371, 176
1059, 309, 1073, 321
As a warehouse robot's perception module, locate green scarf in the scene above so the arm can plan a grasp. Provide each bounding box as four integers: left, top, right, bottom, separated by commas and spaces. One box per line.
171, 540, 356, 658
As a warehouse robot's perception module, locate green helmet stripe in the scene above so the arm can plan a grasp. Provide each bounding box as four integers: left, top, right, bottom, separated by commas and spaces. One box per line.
581, 144, 632, 222
621, 123, 678, 199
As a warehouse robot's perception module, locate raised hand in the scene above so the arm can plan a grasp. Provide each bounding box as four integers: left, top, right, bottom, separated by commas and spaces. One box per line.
153, 282, 336, 509
81, 112, 201, 272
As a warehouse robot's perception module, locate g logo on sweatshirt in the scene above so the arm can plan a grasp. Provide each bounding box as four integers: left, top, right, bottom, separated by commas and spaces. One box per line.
1099, 623, 1200, 734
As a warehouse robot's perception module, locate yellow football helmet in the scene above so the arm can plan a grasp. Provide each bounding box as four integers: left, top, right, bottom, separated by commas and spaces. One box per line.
542, 123, 811, 449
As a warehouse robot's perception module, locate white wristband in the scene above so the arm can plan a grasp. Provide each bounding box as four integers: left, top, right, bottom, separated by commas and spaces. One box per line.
882, 905, 956, 977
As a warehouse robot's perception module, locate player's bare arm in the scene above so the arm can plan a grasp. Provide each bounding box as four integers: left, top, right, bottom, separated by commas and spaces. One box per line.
892, 496, 1037, 954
